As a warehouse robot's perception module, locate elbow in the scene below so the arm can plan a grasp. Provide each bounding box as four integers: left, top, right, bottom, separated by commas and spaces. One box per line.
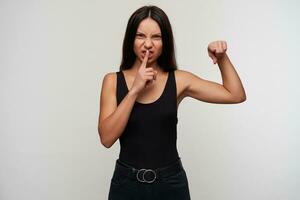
100, 136, 112, 148
240, 92, 247, 102
102, 140, 112, 148
229, 93, 246, 104
240, 95, 247, 102
230, 89, 247, 103
98, 128, 112, 148
101, 137, 113, 148
234, 95, 247, 103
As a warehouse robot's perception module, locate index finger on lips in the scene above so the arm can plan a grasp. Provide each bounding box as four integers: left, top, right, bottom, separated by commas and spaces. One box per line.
142, 50, 149, 68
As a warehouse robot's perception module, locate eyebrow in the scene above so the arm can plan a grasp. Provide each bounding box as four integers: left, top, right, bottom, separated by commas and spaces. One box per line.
136, 31, 161, 35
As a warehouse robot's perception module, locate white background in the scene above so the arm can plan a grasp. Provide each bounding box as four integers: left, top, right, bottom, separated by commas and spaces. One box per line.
1, 0, 299, 199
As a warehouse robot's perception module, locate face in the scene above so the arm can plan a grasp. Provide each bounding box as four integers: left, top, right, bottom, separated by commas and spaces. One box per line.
133, 18, 163, 64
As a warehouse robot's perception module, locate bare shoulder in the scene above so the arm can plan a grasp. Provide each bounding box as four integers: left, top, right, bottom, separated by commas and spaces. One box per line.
102, 71, 117, 82
174, 68, 211, 98
173, 69, 194, 104
174, 69, 197, 80
100, 71, 117, 102
174, 68, 213, 102
174, 69, 195, 92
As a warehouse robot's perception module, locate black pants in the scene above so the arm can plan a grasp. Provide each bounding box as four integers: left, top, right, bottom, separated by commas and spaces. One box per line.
108, 157, 191, 200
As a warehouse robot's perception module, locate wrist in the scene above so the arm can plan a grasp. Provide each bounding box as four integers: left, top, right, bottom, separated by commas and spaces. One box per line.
128, 88, 139, 97
217, 52, 228, 63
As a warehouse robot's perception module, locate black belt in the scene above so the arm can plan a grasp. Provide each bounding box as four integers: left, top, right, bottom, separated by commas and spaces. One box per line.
114, 157, 184, 184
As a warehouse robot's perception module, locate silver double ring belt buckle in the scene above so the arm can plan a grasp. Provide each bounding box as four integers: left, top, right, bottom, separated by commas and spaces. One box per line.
136, 168, 157, 183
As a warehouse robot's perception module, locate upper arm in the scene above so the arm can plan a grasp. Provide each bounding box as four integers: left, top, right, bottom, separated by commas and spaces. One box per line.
98, 72, 117, 130
180, 70, 240, 104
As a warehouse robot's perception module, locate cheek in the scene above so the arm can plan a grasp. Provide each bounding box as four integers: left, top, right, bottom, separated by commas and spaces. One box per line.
151, 40, 162, 50
156, 43, 163, 56
133, 43, 139, 55
133, 40, 142, 52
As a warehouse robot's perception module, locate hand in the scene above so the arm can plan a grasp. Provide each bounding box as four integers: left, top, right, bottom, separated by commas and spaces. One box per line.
130, 50, 158, 94
207, 40, 227, 64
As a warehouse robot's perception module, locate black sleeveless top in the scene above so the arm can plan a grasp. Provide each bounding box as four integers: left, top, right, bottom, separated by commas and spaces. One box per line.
116, 70, 179, 169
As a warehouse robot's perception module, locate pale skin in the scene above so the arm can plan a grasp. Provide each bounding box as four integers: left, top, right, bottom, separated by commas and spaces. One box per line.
98, 18, 246, 148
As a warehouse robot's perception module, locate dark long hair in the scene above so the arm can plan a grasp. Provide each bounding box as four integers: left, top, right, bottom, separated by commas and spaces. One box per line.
119, 5, 178, 72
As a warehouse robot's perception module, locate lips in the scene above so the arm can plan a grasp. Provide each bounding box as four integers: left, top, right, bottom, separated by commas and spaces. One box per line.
142, 50, 153, 53
142, 50, 153, 57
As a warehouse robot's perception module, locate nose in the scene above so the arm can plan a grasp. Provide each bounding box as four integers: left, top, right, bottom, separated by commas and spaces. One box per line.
143, 38, 153, 48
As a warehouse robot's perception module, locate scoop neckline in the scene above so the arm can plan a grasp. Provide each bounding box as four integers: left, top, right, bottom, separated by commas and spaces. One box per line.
120, 70, 170, 105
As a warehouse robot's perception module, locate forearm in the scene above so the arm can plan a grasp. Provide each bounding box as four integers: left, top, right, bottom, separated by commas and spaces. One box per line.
100, 89, 138, 148
217, 53, 246, 101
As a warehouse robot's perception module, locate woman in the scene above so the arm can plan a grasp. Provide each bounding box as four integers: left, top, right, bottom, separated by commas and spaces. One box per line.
98, 5, 246, 200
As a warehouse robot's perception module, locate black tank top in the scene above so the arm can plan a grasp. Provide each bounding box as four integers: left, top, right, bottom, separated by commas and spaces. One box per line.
116, 70, 179, 169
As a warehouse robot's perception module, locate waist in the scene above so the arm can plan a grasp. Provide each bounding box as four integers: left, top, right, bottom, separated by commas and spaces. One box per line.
118, 145, 180, 169
113, 157, 184, 184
